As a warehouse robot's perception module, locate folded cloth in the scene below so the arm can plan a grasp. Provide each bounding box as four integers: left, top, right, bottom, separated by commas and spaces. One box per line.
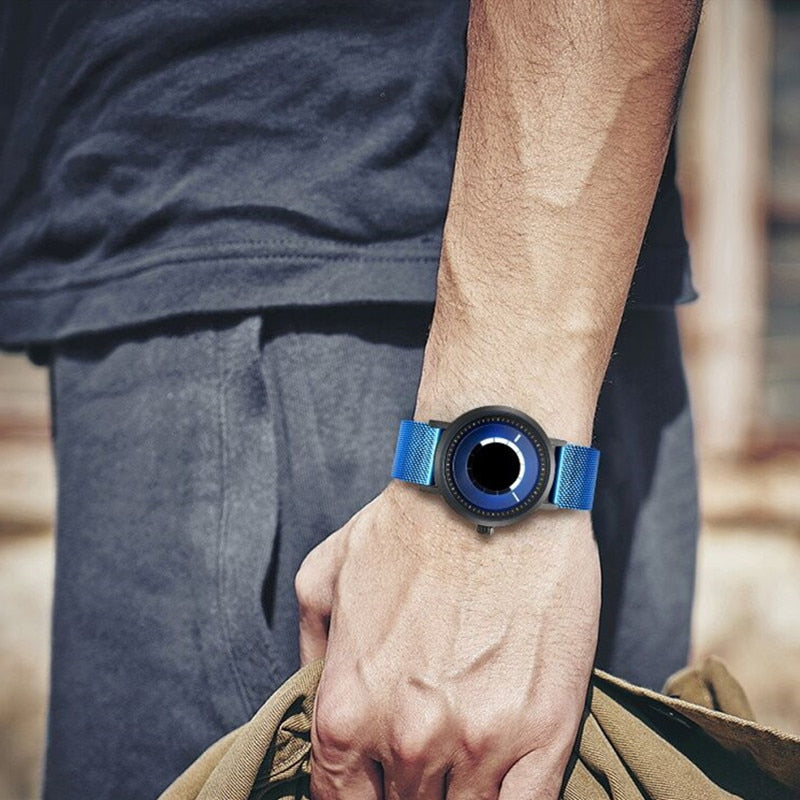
158, 656, 800, 800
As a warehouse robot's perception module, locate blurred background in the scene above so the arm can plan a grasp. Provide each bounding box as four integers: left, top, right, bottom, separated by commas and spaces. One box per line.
1, 1, 799, 797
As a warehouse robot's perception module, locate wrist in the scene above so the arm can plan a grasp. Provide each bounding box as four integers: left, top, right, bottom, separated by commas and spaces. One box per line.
413, 349, 597, 445
414, 276, 606, 443
382, 478, 596, 570
413, 388, 595, 446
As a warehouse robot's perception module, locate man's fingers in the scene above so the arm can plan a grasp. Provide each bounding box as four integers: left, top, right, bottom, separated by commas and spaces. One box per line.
309, 684, 382, 800
295, 532, 343, 665
309, 748, 382, 800
381, 761, 447, 800
298, 605, 330, 665
443, 763, 504, 800
496, 747, 565, 800
296, 554, 331, 664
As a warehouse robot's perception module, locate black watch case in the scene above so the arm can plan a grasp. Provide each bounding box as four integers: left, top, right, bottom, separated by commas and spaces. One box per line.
428, 405, 559, 534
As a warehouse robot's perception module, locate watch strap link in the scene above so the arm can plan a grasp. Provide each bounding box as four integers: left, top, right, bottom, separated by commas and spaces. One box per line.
391, 419, 600, 511
550, 444, 600, 511
390, 419, 442, 486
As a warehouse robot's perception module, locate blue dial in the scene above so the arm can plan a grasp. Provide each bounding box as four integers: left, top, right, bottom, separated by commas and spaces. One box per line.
451, 421, 541, 512
390, 405, 599, 533
434, 406, 553, 526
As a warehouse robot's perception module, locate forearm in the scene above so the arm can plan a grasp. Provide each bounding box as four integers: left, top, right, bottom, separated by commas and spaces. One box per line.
303, 9, 705, 795
415, 0, 702, 442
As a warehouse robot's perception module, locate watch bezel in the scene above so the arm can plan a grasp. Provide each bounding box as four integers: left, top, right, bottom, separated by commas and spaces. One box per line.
432, 405, 555, 528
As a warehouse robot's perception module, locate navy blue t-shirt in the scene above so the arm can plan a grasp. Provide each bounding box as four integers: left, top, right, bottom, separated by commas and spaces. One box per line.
0, 0, 695, 348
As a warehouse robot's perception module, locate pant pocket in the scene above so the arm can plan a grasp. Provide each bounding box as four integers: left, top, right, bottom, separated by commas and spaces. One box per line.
211, 314, 283, 714
45, 315, 281, 798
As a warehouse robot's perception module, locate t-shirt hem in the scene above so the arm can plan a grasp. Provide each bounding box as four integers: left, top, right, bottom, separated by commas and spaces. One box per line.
0, 252, 441, 348
0, 246, 698, 349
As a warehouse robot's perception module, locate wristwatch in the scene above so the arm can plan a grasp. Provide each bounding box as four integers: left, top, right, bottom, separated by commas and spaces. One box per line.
390, 405, 600, 535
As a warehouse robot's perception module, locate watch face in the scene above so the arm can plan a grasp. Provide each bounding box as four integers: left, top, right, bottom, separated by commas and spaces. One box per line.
433, 406, 553, 527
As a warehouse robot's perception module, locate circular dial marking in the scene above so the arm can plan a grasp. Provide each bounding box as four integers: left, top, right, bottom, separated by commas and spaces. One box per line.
466, 436, 526, 494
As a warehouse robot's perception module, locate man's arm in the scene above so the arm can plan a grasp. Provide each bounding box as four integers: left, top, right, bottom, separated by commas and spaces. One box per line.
297, 2, 702, 799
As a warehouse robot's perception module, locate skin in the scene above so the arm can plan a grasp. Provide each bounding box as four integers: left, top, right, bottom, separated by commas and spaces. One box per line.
296, 2, 703, 798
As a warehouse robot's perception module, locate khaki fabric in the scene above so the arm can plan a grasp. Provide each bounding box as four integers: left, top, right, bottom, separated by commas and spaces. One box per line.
159, 656, 800, 800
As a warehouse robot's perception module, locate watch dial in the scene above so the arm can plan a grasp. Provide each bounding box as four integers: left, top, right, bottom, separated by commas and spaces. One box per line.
450, 420, 542, 513
467, 439, 522, 494
435, 406, 553, 526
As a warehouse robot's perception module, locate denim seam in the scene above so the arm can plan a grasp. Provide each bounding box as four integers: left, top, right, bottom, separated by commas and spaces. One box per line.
214, 325, 258, 720
254, 320, 284, 692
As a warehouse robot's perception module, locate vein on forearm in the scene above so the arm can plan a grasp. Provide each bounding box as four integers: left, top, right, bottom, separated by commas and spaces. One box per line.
452, 0, 700, 255
415, 0, 702, 427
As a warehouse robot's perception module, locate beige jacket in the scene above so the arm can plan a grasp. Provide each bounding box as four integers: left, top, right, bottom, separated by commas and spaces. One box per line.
159, 656, 800, 800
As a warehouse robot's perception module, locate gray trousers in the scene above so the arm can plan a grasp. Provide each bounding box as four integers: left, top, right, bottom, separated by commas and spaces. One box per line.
44, 303, 698, 799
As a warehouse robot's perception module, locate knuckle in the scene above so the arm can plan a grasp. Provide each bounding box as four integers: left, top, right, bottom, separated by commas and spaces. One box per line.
461, 724, 497, 763
314, 694, 362, 754
458, 716, 504, 763
387, 723, 433, 765
527, 698, 567, 747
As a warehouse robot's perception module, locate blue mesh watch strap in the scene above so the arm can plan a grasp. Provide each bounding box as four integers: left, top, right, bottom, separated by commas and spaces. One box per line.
390, 419, 443, 486
391, 418, 600, 510
550, 444, 600, 510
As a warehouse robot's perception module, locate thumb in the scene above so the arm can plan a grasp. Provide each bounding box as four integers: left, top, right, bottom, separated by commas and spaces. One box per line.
295, 528, 344, 665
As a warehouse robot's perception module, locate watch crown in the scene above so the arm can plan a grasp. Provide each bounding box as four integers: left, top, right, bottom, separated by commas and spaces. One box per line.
476, 524, 494, 536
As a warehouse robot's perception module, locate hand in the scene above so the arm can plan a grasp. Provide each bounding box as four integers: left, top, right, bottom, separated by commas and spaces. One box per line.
294, 479, 601, 800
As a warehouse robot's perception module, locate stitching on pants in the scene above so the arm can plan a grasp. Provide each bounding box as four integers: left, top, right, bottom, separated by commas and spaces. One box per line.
214, 324, 256, 720
253, 315, 283, 689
